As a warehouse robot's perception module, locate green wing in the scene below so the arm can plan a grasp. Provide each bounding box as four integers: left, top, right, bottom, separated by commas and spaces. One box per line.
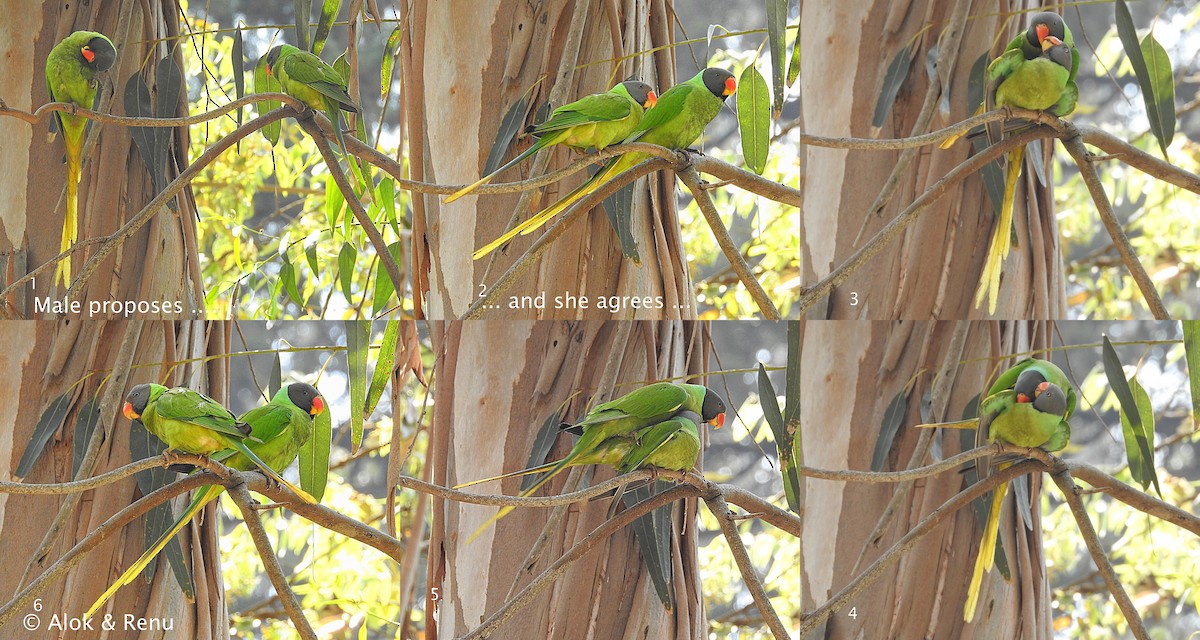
154, 388, 246, 439
589, 382, 689, 420
531, 93, 633, 133
979, 388, 1016, 422
626, 83, 695, 141
618, 415, 700, 473
237, 403, 295, 446
282, 50, 357, 109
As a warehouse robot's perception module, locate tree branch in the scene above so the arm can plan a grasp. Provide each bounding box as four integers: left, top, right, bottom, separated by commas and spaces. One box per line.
704, 491, 791, 639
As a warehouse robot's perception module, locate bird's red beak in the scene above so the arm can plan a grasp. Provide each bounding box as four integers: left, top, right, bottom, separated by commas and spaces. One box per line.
1035, 23, 1051, 44
645, 91, 658, 109
710, 412, 726, 428
311, 396, 325, 416
81, 46, 96, 64
123, 401, 139, 420
1034, 381, 1052, 398
723, 77, 737, 96
1016, 393, 1032, 403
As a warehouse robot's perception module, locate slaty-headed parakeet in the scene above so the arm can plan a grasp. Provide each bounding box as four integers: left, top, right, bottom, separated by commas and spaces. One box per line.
45, 31, 116, 288
87, 383, 324, 618
473, 67, 736, 259
263, 44, 360, 156
457, 383, 725, 541
918, 358, 1074, 621
444, 81, 658, 203
975, 13, 1078, 313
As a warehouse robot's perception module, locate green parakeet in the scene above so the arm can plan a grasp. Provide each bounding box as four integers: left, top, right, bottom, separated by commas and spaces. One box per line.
975, 13, 1078, 314
263, 44, 359, 156
45, 31, 116, 288
444, 81, 658, 203
473, 67, 736, 259
457, 383, 726, 541
918, 358, 1074, 621
121, 383, 317, 504
87, 383, 324, 619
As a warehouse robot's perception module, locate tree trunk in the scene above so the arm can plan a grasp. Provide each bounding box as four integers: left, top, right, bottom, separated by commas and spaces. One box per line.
403, 0, 692, 320
0, 320, 231, 638
799, 320, 1056, 637
1, 0, 203, 318
429, 321, 710, 638
800, 0, 1066, 319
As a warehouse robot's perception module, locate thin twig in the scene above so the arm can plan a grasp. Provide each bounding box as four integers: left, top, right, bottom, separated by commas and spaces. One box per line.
704, 491, 791, 639
228, 481, 317, 640
1050, 470, 1150, 640
678, 167, 781, 320
0, 92, 305, 127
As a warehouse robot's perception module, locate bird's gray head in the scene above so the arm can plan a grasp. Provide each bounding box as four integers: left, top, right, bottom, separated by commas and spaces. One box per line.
1013, 368, 1048, 403
1025, 12, 1067, 50
701, 388, 727, 427
84, 36, 117, 72
124, 383, 153, 419
701, 67, 737, 101
1045, 40, 1073, 71
1032, 382, 1068, 418
621, 81, 657, 109
263, 45, 285, 74
287, 382, 325, 416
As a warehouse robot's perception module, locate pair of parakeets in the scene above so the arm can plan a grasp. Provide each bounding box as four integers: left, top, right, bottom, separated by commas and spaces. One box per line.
456, 381, 727, 542
973, 12, 1079, 313
919, 358, 1075, 622
446, 68, 737, 259
85, 382, 325, 618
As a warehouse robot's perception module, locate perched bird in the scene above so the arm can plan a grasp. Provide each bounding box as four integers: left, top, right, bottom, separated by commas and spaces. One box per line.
45, 31, 117, 288
263, 44, 359, 155
444, 81, 658, 203
457, 382, 726, 541
917, 358, 1074, 621
974, 13, 1078, 313
121, 383, 316, 504
86, 383, 324, 619
473, 67, 736, 260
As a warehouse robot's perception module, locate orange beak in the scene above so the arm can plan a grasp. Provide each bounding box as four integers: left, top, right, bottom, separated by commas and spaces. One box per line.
723, 77, 737, 96
710, 413, 726, 428
310, 396, 325, 416
81, 46, 95, 64
1035, 23, 1051, 44
1041, 35, 1063, 52
645, 91, 658, 109
1034, 381, 1052, 398
123, 401, 139, 420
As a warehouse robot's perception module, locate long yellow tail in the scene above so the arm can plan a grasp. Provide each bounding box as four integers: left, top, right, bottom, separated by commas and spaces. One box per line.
453, 460, 557, 490
973, 146, 1024, 314
914, 418, 980, 430
463, 456, 584, 543
54, 139, 82, 289
964, 463, 1010, 622
86, 485, 224, 619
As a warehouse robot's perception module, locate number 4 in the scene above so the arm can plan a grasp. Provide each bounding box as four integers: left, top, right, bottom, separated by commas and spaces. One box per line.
848, 606, 857, 619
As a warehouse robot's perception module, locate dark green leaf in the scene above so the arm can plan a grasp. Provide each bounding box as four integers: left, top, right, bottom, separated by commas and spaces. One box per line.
313, 0, 343, 55
765, 0, 787, 116
736, 65, 770, 174
17, 392, 73, 478
71, 398, 101, 477
781, 322, 801, 514
294, 0, 312, 51
1115, 0, 1174, 157
377, 177, 399, 237
326, 172, 346, 233
1118, 375, 1161, 496
381, 25, 403, 100
521, 410, 564, 492
365, 320, 400, 420
786, 22, 801, 88
123, 75, 162, 198
345, 320, 371, 450
280, 252, 304, 306
305, 241, 320, 274
624, 482, 674, 608
600, 182, 639, 262
299, 397, 333, 502
129, 417, 193, 597
337, 242, 357, 300
871, 389, 906, 472
270, 352, 282, 398
758, 363, 785, 442
484, 94, 531, 176
371, 242, 404, 317
872, 44, 912, 129
254, 55, 282, 145
1183, 321, 1200, 428
233, 27, 245, 128
1141, 33, 1175, 156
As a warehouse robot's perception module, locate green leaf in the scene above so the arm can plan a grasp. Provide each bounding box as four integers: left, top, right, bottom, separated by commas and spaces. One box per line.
765, 0, 787, 116
786, 21, 801, 88
299, 396, 333, 502
736, 65, 770, 175
364, 320, 400, 420
279, 252, 304, 307
968, 52, 1003, 217
232, 27, 245, 128
871, 389, 906, 472
625, 482, 674, 608
71, 398, 101, 478
521, 410, 562, 490
371, 241, 404, 317
326, 172, 347, 233
254, 54, 283, 145
485, 94, 531, 176
1118, 375, 1161, 496
294, 0, 312, 51
1115, 0, 1175, 157
312, 0, 343, 55
129, 417, 193, 598
337, 242, 357, 301
600, 182, 639, 262
1183, 321, 1200, 428
304, 240, 320, 275
380, 25, 403, 100
17, 392, 73, 478
345, 320, 371, 451
872, 44, 912, 129
270, 352, 282, 398
782, 321, 800, 514
377, 177, 399, 237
